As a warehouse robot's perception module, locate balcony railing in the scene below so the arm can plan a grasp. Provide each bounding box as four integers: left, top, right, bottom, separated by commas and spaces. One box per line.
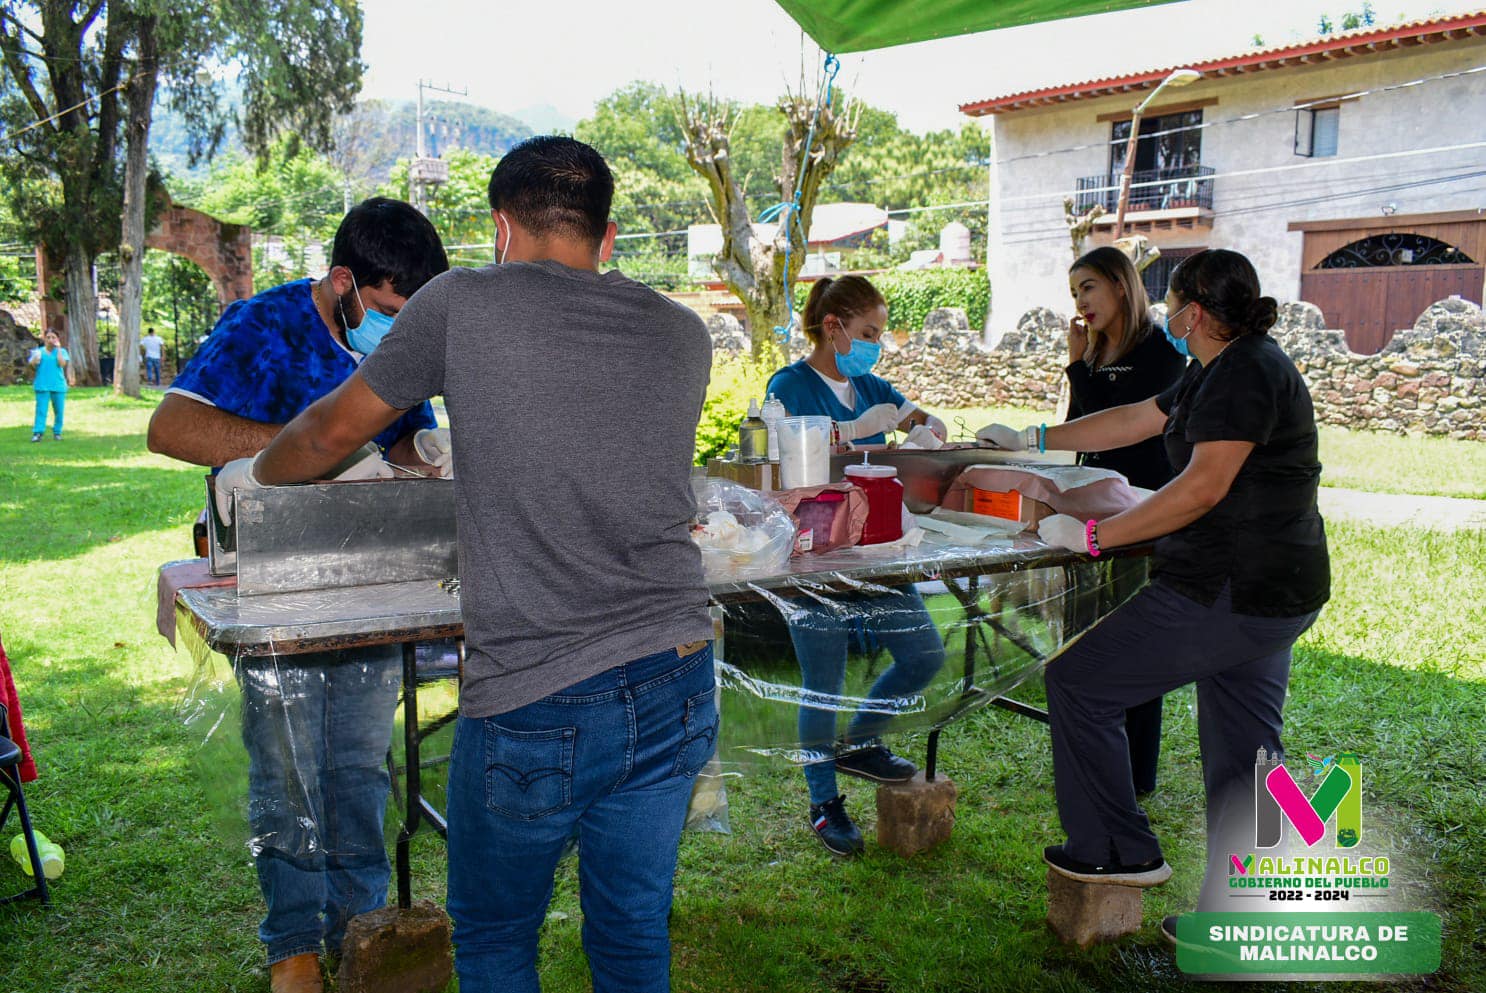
1074, 165, 1215, 215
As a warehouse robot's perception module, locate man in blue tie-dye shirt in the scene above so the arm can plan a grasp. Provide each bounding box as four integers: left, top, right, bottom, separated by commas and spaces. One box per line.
148, 198, 448, 993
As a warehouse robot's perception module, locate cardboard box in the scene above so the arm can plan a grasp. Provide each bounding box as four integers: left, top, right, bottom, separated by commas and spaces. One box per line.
968, 486, 1054, 531
706, 458, 777, 492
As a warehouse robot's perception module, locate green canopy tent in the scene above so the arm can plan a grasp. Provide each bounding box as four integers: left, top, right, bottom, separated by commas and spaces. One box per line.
772, 0, 1183, 53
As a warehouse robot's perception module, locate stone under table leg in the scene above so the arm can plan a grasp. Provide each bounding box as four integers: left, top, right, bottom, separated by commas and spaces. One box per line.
336, 900, 453, 993
875, 771, 958, 857
1045, 869, 1145, 948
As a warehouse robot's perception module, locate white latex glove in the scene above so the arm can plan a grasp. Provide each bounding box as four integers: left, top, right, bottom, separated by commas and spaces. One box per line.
1038, 514, 1088, 553
413, 427, 454, 477
924, 413, 948, 441
213, 455, 264, 524
901, 424, 944, 450
975, 423, 1037, 451
836, 402, 902, 442
333, 448, 395, 481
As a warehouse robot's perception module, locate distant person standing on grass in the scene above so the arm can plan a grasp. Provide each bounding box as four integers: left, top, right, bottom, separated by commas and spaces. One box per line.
28, 329, 71, 442
141, 327, 164, 386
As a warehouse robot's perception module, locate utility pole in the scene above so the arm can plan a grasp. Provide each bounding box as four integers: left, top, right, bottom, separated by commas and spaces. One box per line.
410, 79, 466, 215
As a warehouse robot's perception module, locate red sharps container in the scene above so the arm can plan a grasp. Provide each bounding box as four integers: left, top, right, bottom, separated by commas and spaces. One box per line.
844, 456, 903, 545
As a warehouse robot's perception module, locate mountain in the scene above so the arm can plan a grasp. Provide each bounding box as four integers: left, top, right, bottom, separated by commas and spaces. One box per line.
150, 98, 533, 183
512, 103, 578, 135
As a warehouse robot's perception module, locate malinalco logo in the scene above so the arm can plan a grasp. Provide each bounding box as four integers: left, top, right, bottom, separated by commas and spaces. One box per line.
1254, 748, 1362, 849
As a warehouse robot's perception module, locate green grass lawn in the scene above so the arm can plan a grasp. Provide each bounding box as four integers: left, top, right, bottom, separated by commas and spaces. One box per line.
0, 386, 1483, 992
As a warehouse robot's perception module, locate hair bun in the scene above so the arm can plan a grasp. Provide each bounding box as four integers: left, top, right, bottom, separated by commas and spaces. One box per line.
1247, 296, 1278, 335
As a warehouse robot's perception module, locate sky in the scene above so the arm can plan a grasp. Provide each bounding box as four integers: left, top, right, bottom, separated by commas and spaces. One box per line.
358, 0, 1484, 134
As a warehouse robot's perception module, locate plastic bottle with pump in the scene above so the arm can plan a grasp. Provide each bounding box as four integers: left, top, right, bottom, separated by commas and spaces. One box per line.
738, 399, 769, 464
760, 394, 786, 462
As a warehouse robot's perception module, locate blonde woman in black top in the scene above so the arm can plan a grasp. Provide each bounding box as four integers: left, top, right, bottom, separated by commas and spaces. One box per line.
1064, 247, 1188, 797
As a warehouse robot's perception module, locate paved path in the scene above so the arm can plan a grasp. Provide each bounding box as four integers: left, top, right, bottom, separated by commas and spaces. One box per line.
1318, 487, 1486, 532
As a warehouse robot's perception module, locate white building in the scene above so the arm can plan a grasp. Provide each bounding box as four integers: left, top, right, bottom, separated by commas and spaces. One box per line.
963, 12, 1486, 353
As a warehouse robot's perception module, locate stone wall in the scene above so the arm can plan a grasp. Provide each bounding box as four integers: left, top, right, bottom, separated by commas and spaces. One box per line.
1, 309, 39, 386
737, 297, 1486, 440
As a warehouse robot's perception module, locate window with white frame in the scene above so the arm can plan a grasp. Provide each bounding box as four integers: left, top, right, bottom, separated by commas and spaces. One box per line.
1295, 105, 1339, 157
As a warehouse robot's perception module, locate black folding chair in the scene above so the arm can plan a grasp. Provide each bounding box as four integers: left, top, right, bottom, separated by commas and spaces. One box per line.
0, 702, 49, 906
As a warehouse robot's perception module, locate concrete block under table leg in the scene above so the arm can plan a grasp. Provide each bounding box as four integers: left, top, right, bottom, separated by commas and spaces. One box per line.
337, 900, 453, 993
875, 771, 957, 857
1045, 869, 1144, 947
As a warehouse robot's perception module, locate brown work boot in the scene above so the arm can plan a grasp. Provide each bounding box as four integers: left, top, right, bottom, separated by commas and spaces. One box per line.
270, 953, 324, 993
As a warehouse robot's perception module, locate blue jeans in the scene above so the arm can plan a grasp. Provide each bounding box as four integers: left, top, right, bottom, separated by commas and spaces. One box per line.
238, 647, 401, 964
1046, 581, 1318, 894
33, 390, 64, 436
144, 356, 161, 384
446, 643, 717, 993
785, 589, 946, 804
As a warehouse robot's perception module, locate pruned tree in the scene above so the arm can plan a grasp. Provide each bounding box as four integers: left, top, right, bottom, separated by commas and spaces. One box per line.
678, 83, 859, 364
1063, 196, 1105, 259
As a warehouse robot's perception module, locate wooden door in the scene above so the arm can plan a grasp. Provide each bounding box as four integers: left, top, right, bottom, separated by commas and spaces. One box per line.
1300, 265, 1484, 354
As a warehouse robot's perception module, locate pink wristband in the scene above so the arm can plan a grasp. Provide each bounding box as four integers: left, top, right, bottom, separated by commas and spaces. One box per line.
1085, 519, 1101, 557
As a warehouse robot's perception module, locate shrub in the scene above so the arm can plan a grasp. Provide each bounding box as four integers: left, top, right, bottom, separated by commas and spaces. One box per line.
695, 354, 774, 465
791, 267, 989, 333
873, 268, 989, 333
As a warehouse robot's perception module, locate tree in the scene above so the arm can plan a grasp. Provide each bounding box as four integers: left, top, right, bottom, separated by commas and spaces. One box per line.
380, 147, 500, 258
576, 82, 710, 236
189, 138, 346, 290
0, 2, 129, 384
678, 85, 858, 362
0, 0, 364, 395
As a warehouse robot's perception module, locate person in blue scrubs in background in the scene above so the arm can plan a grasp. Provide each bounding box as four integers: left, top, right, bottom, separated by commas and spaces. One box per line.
765, 275, 947, 856
29, 329, 71, 442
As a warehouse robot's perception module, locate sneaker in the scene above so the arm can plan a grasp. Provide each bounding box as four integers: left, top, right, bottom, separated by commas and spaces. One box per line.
834, 742, 917, 783
52, 434, 61, 441
808, 795, 864, 856
30, 433, 41, 443
1043, 843, 1172, 887
1160, 914, 1180, 945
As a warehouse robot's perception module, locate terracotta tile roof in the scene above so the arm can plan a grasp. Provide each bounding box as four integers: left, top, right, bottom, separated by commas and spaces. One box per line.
960, 11, 1486, 116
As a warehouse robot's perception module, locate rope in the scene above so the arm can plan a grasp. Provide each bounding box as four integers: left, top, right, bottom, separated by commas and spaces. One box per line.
763, 52, 839, 344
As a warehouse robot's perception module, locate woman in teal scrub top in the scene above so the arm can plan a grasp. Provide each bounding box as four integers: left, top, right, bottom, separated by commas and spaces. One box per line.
29, 330, 72, 442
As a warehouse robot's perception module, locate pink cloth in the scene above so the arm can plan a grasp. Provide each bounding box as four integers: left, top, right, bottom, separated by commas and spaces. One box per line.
156, 558, 236, 648
0, 638, 38, 783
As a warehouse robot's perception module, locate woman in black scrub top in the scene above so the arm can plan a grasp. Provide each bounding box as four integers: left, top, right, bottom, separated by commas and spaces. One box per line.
978, 249, 1329, 937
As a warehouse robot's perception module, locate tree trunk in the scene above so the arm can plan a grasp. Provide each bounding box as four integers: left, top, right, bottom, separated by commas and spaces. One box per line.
63, 244, 100, 385
116, 17, 159, 399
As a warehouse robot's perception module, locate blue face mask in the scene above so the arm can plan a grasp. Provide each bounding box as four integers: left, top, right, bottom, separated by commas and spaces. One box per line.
343, 276, 396, 354
834, 337, 882, 378
1162, 302, 1194, 359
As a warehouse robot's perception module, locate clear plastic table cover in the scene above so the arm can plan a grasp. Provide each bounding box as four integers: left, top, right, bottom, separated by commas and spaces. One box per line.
172, 526, 1142, 858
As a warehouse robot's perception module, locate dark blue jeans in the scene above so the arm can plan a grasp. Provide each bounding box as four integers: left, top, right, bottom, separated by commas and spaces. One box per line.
785, 588, 946, 804
238, 647, 401, 964
144, 356, 161, 385
446, 644, 718, 993
1046, 581, 1317, 884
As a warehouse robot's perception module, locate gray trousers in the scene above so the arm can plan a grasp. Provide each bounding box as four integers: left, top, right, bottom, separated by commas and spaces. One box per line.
1046, 579, 1318, 889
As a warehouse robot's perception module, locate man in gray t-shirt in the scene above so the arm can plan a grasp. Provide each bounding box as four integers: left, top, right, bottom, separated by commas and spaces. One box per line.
255, 136, 715, 993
